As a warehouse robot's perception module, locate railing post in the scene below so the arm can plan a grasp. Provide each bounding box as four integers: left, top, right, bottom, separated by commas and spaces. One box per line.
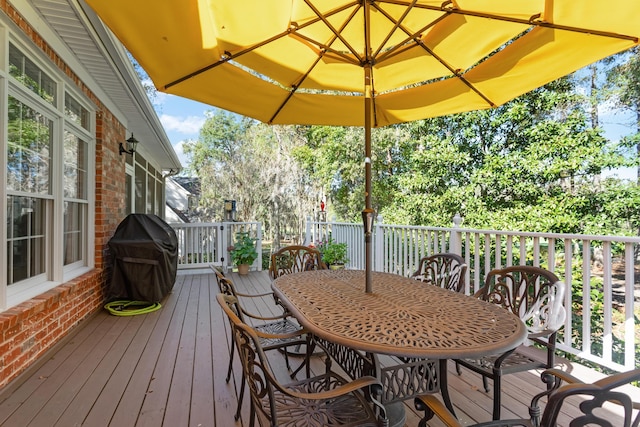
305, 215, 312, 245
450, 214, 463, 255
374, 214, 384, 272
256, 223, 263, 271
222, 223, 230, 273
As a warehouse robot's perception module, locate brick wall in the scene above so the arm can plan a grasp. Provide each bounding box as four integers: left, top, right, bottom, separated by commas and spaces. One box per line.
0, 271, 107, 388
0, 3, 127, 388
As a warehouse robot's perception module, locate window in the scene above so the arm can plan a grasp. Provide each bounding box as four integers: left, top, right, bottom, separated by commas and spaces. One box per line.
7, 197, 47, 284
5, 42, 95, 307
63, 118, 89, 266
9, 44, 56, 105
6, 96, 52, 285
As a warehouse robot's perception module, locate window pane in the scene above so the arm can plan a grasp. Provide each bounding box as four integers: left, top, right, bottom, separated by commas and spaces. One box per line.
64, 201, 85, 265
135, 163, 146, 213
9, 43, 57, 105
148, 175, 155, 214
7, 196, 47, 285
7, 96, 53, 194
64, 94, 90, 130
155, 180, 163, 216
63, 131, 88, 199
126, 173, 133, 215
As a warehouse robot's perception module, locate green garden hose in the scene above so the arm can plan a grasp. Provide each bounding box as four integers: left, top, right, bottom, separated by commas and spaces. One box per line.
104, 300, 161, 316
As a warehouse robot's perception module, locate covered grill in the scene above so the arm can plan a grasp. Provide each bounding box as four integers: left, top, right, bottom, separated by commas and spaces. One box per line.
108, 214, 178, 303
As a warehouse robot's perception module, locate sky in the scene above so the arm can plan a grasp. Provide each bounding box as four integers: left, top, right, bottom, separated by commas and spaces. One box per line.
152, 88, 637, 181
151, 91, 211, 170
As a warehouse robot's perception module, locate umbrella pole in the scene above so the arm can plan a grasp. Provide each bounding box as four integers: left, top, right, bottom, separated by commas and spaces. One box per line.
363, 64, 373, 294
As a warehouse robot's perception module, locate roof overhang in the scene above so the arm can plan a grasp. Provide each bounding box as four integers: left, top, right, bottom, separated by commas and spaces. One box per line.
13, 0, 182, 171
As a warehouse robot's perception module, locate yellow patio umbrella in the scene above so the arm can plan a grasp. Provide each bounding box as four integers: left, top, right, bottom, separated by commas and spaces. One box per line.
86, 0, 639, 293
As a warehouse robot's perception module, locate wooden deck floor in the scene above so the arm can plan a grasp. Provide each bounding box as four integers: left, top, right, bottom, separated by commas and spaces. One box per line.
0, 270, 633, 426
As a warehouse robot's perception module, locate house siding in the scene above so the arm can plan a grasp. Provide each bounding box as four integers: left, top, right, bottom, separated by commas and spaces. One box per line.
0, 3, 126, 388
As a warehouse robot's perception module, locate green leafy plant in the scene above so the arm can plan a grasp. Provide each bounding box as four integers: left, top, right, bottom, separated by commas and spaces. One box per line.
318, 238, 349, 266
229, 232, 258, 266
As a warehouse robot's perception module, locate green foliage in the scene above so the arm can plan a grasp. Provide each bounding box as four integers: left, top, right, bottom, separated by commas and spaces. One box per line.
317, 238, 349, 266
182, 112, 322, 243
562, 255, 627, 369
182, 54, 640, 252
229, 232, 258, 266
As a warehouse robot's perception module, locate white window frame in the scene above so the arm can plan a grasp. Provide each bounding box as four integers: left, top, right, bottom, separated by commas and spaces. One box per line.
2, 34, 96, 311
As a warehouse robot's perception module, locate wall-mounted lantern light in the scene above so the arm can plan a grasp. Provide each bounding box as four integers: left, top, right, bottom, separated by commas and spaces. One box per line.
119, 133, 139, 156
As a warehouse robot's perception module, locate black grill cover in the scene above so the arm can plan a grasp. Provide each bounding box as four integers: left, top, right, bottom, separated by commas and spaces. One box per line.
108, 214, 178, 303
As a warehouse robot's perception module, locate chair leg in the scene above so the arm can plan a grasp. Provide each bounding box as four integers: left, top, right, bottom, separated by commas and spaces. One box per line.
289, 354, 306, 378
226, 341, 235, 383
492, 375, 502, 420
283, 346, 292, 370
305, 336, 314, 378
235, 374, 245, 421
439, 360, 457, 417
289, 335, 315, 379
249, 401, 255, 427
455, 361, 462, 375
482, 374, 489, 393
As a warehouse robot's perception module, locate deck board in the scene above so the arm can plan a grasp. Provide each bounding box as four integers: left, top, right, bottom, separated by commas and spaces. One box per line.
0, 269, 634, 427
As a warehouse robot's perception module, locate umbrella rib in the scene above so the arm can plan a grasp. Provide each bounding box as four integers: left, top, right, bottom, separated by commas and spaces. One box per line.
415, 39, 497, 107
164, 28, 295, 90
267, 53, 326, 124
166, 1, 362, 89
373, 10, 449, 64
304, 0, 365, 63
271, 1, 371, 123
292, 32, 361, 66
369, 0, 418, 59
364, 5, 494, 107
380, 0, 637, 42
532, 20, 638, 42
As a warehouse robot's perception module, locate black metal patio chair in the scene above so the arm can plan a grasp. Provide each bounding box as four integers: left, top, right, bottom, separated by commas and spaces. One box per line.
269, 245, 327, 279
217, 293, 389, 427
212, 268, 310, 420
411, 252, 467, 293
453, 265, 567, 420
415, 367, 640, 427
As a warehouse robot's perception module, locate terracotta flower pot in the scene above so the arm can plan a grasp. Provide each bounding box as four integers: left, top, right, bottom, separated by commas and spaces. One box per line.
237, 264, 250, 275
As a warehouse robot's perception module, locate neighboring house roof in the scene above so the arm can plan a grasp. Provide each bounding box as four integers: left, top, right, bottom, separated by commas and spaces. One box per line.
165, 177, 202, 223
173, 177, 201, 197
23, 0, 182, 172
166, 203, 191, 223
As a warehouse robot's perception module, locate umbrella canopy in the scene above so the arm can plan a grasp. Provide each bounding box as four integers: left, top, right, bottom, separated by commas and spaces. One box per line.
86, 0, 639, 292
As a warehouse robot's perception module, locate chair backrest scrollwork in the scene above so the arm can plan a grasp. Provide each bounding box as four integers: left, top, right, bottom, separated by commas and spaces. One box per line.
269, 245, 327, 279
476, 265, 566, 338
411, 253, 467, 293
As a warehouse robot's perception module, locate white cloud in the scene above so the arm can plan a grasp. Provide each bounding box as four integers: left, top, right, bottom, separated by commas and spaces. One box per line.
160, 114, 206, 135
173, 140, 192, 170
152, 91, 168, 108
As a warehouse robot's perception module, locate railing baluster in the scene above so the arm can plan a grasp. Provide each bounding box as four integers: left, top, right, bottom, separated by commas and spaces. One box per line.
602, 241, 613, 364
170, 218, 640, 372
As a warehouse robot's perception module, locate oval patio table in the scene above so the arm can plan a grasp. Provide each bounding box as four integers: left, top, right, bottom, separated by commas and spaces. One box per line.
272, 269, 528, 423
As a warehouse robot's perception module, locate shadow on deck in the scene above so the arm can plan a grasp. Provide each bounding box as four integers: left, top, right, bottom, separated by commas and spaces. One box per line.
0, 269, 633, 426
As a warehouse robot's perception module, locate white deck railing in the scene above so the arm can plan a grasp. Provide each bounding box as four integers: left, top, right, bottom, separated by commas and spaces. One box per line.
170, 221, 262, 271
306, 215, 640, 373
170, 217, 639, 372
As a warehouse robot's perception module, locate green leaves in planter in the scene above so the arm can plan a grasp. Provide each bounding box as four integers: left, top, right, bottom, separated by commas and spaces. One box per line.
229, 232, 258, 265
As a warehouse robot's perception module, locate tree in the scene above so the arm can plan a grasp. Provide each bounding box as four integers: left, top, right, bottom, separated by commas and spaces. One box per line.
605, 47, 640, 183
184, 110, 254, 220
341, 75, 634, 234
184, 112, 322, 244
182, 59, 640, 241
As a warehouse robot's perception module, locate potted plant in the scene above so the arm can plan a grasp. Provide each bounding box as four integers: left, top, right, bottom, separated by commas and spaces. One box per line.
318, 238, 349, 269
229, 232, 258, 275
